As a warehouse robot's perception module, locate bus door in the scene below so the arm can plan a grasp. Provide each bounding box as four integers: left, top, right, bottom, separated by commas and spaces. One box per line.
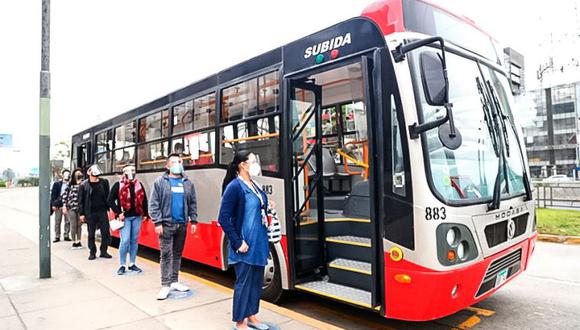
75, 142, 91, 173
287, 59, 379, 310
288, 79, 326, 277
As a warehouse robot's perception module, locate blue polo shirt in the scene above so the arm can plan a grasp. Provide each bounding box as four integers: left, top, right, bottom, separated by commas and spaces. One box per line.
169, 177, 185, 223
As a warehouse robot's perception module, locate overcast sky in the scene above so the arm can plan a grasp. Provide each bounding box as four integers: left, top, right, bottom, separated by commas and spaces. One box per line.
1, 0, 578, 174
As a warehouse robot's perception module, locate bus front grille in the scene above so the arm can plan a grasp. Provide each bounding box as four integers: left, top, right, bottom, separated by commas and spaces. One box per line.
484, 213, 528, 248
476, 248, 522, 297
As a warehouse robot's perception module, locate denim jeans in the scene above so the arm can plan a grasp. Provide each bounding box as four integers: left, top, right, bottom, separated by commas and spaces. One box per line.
119, 216, 142, 266
158, 222, 187, 286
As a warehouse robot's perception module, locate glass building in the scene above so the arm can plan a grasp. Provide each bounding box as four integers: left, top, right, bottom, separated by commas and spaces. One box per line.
523, 83, 580, 178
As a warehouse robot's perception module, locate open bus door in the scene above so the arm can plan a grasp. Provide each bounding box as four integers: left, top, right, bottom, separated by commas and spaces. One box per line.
286, 57, 383, 311
288, 78, 326, 278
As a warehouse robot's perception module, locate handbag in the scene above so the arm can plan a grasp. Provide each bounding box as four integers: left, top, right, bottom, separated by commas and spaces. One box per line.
109, 219, 125, 232
267, 207, 281, 243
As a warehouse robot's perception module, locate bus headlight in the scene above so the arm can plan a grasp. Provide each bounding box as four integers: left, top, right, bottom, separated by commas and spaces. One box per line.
457, 241, 467, 260
446, 228, 458, 246
436, 223, 478, 266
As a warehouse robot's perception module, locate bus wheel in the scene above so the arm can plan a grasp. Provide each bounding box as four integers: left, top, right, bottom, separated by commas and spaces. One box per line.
261, 244, 283, 303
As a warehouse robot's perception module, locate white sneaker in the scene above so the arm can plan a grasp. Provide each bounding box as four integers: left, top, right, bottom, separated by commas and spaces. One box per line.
156, 286, 171, 300
170, 282, 189, 292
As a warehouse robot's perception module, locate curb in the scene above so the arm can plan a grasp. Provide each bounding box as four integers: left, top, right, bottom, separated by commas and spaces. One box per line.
537, 234, 580, 245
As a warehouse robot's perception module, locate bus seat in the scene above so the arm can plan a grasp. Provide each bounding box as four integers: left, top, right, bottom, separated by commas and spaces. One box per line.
308, 147, 351, 195
342, 180, 370, 219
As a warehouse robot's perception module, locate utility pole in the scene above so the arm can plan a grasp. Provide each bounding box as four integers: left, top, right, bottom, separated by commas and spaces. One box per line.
39, 0, 51, 279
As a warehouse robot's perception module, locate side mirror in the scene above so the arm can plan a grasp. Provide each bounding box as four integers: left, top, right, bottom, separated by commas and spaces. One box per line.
393, 37, 461, 149
420, 52, 447, 106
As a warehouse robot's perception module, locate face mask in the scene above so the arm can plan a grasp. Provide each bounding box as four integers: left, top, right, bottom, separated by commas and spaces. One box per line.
63, 172, 70, 181
248, 162, 261, 177
169, 163, 184, 175
123, 166, 136, 180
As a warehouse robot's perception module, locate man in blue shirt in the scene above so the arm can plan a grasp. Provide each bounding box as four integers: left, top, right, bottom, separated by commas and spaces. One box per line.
149, 154, 198, 300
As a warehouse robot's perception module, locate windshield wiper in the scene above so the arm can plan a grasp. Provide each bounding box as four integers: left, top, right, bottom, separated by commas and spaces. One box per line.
486, 80, 533, 202
476, 78, 500, 157
486, 80, 510, 157
476, 77, 505, 210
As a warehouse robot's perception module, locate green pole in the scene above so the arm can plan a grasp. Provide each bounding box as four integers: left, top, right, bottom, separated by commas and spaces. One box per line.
39, 0, 51, 279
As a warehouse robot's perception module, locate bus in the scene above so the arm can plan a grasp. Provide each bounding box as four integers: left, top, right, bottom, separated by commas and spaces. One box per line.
70, 0, 537, 321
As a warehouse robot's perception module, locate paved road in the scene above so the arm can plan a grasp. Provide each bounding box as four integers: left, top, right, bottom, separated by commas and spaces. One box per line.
1, 187, 579, 329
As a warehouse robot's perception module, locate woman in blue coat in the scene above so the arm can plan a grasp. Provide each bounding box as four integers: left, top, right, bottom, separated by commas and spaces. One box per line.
218, 150, 270, 330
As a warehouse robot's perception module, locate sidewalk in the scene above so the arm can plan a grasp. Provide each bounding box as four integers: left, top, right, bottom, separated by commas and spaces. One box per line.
0, 189, 330, 330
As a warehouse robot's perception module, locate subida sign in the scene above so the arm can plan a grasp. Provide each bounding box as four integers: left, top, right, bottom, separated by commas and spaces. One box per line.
303, 33, 352, 59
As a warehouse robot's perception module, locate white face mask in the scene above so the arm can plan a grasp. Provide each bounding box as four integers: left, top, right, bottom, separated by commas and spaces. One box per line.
62, 172, 70, 181
249, 163, 261, 177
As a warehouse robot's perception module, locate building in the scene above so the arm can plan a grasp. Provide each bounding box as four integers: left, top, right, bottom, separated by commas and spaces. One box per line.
523, 83, 580, 178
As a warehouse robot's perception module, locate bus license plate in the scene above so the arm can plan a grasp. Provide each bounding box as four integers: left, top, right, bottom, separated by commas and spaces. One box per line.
495, 268, 509, 287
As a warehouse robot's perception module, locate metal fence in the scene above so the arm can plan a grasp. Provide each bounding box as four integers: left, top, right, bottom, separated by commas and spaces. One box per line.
533, 181, 580, 209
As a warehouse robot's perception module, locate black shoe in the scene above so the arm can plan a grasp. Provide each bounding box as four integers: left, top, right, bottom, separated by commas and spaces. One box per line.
53, 237, 60, 243
64, 237, 72, 242
88, 254, 96, 260
128, 264, 143, 273
100, 252, 112, 259
117, 266, 126, 275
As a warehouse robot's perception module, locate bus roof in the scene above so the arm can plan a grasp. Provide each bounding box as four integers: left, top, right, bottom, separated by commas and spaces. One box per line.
72, 16, 385, 143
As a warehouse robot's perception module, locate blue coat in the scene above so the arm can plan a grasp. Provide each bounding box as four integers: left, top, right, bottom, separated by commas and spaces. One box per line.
149, 172, 198, 226
218, 178, 268, 252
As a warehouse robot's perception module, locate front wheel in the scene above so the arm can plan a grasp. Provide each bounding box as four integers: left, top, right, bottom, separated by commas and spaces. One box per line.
261, 243, 284, 303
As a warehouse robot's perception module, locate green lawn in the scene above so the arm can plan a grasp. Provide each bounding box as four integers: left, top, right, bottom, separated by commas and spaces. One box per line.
536, 208, 580, 236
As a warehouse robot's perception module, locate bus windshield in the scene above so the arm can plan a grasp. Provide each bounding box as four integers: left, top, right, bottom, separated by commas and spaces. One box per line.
412, 50, 526, 204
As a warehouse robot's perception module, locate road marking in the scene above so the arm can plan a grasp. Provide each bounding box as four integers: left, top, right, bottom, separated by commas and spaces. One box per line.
452, 307, 496, 330
120, 247, 345, 330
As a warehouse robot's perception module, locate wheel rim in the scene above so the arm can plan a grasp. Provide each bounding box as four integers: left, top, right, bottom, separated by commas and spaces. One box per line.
263, 250, 275, 289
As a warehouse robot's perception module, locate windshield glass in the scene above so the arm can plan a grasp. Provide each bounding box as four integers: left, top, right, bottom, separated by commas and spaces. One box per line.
480, 67, 527, 196
411, 51, 526, 204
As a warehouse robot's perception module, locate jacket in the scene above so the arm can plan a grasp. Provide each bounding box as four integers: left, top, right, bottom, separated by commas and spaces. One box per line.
63, 184, 80, 212
78, 179, 110, 217
50, 180, 66, 207
108, 180, 149, 218
218, 178, 268, 251
149, 172, 197, 226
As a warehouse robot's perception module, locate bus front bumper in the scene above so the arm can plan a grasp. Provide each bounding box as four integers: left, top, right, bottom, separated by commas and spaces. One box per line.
384, 233, 537, 321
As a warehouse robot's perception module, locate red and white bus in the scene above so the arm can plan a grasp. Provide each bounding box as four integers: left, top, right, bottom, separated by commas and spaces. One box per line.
71, 0, 537, 321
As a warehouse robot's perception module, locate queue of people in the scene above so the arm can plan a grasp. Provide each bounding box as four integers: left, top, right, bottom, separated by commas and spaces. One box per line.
50, 151, 270, 330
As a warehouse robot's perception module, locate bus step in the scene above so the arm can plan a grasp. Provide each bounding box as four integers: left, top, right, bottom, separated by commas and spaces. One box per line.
325, 235, 371, 247
328, 258, 372, 291
295, 279, 372, 309
325, 235, 371, 263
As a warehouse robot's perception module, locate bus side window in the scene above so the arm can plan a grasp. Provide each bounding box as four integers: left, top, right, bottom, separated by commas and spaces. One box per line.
391, 95, 406, 196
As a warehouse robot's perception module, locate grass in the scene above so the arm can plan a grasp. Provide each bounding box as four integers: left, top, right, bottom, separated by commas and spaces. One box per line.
536, 208, 580, 236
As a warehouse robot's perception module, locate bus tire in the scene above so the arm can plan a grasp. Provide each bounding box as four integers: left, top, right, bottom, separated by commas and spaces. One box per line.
261, 243, 284, 303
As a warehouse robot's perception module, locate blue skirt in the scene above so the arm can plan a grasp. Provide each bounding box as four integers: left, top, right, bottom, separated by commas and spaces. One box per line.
233, 262, 265, 322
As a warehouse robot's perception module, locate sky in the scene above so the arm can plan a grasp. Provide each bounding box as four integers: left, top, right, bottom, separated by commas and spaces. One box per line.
0, 0, 578, 175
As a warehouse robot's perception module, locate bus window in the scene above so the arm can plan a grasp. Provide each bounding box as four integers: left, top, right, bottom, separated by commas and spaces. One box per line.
258, 71, 280, 113
221, 79, 258, 122
220, 115, 279, 172
114, 121, 136, 149
138, 141, 169, 170
391, 95, 406, 196
96, 130, 112, 153
96, 152, 111, 173
173, 100, 194, 135
113, 147, 136, 171
193, 93, 216, 130
139, 110, 169, 142
172, 131, 216, 166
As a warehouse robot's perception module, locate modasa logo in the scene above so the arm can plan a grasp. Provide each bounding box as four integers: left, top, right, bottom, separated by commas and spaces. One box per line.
304, 33, 352, 59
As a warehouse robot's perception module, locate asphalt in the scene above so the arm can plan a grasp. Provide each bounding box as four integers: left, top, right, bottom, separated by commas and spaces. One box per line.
1, 187, 579, 330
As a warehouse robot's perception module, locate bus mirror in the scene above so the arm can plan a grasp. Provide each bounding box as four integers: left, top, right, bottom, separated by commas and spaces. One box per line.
420, 52, 447, 106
